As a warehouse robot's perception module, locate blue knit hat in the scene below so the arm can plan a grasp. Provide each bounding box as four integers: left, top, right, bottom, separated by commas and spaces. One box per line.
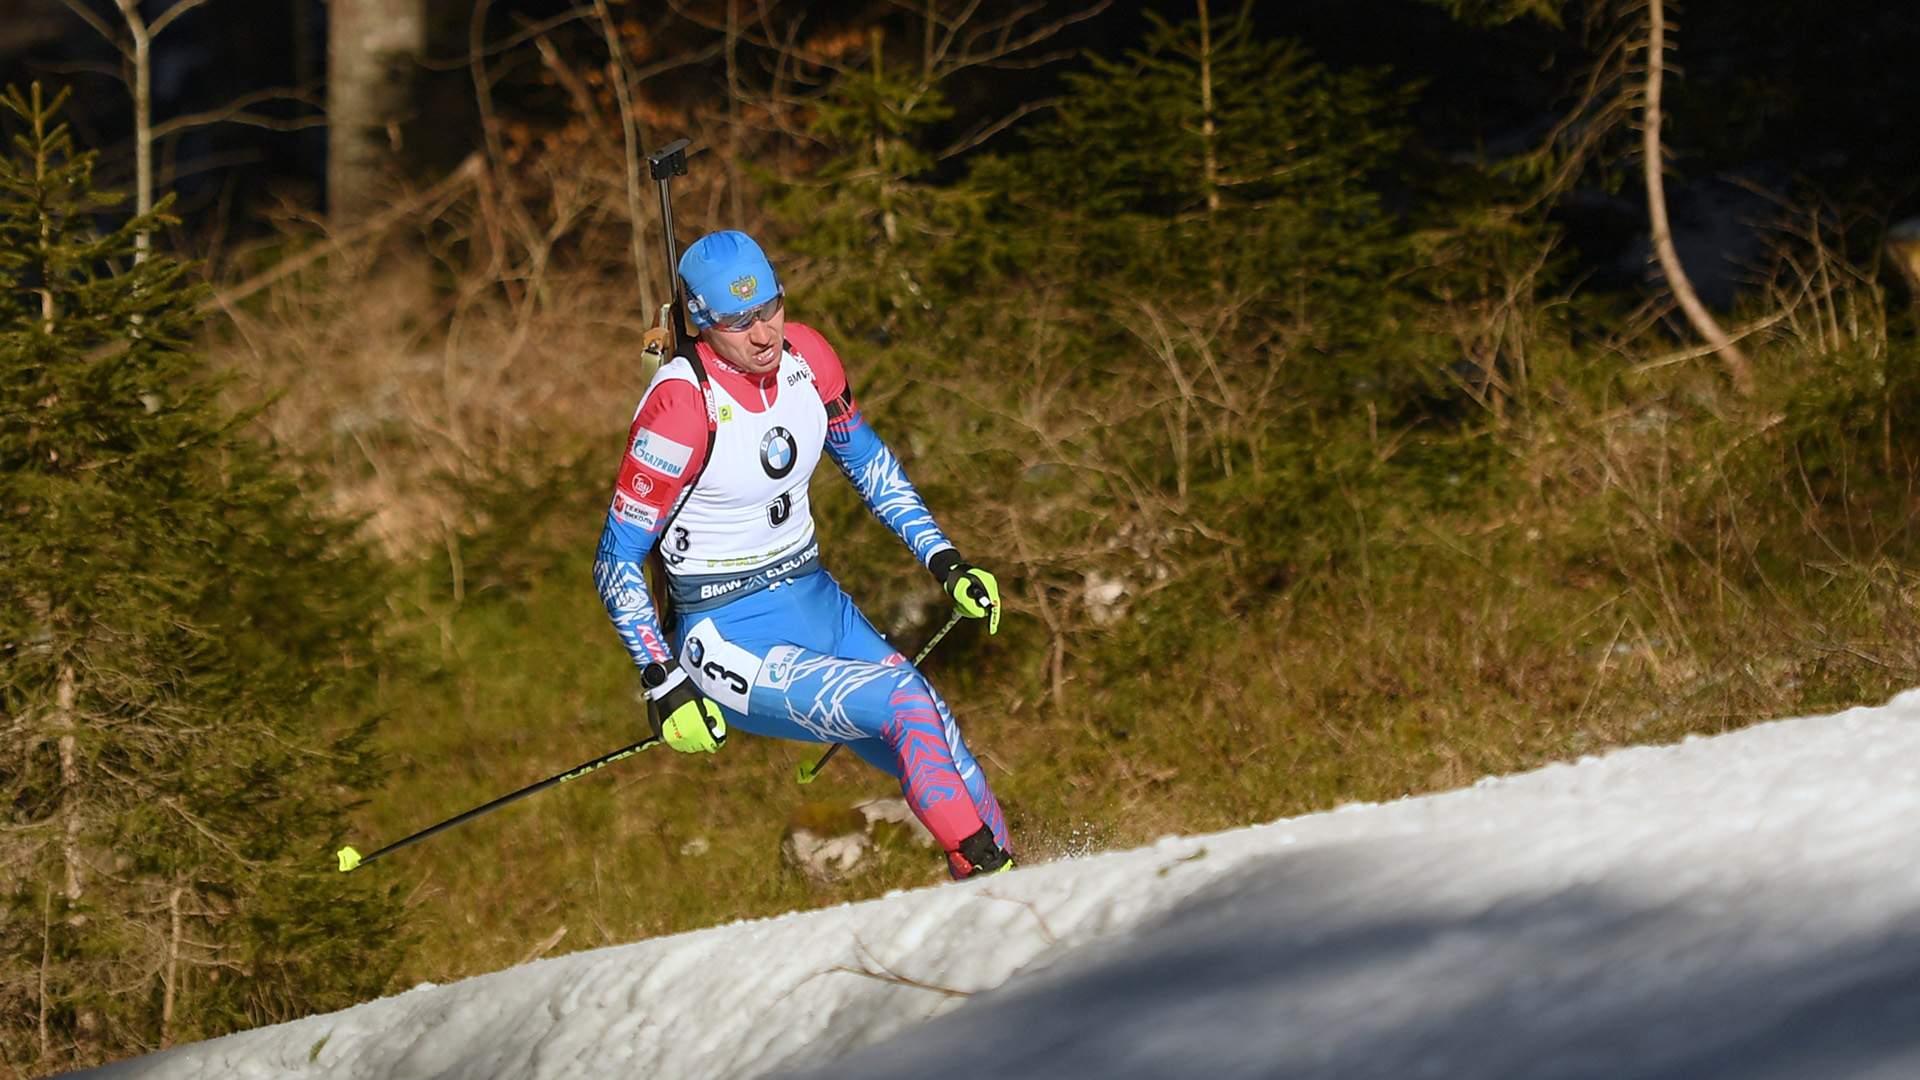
678, 230, 781, 329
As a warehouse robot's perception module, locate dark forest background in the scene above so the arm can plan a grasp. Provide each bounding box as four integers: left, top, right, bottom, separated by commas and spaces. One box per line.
8, 1, 1920, 293
6, 1, 1920, 1074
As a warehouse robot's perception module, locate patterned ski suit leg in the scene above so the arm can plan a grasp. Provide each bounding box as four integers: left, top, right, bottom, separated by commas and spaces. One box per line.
824, 587, 1010, 855
676, 572, 1009, 861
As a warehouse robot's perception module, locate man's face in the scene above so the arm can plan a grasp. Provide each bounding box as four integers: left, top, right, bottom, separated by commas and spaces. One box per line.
701, 298, 786, 374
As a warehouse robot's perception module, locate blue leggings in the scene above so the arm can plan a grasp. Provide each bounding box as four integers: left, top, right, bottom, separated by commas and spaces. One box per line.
672, 571, 1009, 860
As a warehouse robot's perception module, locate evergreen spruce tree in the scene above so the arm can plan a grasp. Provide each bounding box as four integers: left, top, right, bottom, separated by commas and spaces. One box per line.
970, 6, 1415, 328
936, 6, 1445, 487
927, 10, 1477, 612
769, 34, 963, 340
0, 85, 410, 1072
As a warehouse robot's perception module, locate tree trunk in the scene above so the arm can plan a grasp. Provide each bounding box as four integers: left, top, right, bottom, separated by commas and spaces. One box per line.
54, 661, 101, 1043
56, 664, 81, 912
38, 887, 52, 1059
327, 0, 426, 225
111, 0, 152, 260
1197, 0, 1219, 216
870, 26, 897, 245
160, 882, 184, 1048
1642, 0, 1755, 397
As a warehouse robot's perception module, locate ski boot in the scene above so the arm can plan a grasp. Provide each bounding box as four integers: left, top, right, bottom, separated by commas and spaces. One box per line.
948, 824, 1014, 879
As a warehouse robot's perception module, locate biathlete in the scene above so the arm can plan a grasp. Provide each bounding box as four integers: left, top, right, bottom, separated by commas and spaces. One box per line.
593, 230, 1014, 878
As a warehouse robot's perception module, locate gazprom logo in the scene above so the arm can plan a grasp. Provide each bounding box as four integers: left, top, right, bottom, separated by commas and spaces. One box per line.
760, 645, 800, 689
629, 428, 694, 478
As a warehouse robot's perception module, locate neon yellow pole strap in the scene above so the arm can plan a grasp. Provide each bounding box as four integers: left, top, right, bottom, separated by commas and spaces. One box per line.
950, 568, 1000, 634
659, 696, 727, 753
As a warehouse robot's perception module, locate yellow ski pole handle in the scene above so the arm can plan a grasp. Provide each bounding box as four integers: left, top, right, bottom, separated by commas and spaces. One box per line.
795, 745, 839, 785
796, 607, 969, 785
336, 736, 662, 872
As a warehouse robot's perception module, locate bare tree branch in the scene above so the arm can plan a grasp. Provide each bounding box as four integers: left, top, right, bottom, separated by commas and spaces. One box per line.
592, 0, 651, 299
945, 0, 1108, 79
629, 36, 730, 82
29, 59, 124, 81
206, 154, 483, 311
149, 86, 324, 140
147, 0, 215, 38
418, 4, 597, 71
1641, 0, 1754, 396
935, 95, 1057, 160
56, 0, 125, 58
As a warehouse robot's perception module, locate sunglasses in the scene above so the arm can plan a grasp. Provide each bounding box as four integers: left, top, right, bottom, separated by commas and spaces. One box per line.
711, 294, 784, 332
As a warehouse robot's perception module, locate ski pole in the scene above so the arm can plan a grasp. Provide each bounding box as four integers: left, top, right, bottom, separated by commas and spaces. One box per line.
339, 141, 704, 876
335, 736, 663, 872
795, 607, 970, 785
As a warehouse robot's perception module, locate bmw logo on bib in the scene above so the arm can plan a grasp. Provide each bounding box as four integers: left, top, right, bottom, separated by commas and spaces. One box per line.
760, 426, 796, 479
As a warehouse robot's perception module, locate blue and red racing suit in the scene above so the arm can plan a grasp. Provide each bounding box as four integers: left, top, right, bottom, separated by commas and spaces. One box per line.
593, 322, 1009, 868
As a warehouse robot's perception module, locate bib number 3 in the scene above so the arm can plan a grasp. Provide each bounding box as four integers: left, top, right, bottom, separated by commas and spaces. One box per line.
682, 618, 762, 714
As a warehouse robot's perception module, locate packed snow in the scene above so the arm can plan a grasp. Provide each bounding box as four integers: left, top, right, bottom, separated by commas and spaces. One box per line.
80, 690, 1920, 1079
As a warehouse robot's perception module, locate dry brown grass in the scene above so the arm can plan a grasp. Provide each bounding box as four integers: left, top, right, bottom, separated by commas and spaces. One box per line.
209, 242, 658, 557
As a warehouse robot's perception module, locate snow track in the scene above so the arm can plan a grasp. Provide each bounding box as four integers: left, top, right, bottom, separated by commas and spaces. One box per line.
85, 691, 1920, 1079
